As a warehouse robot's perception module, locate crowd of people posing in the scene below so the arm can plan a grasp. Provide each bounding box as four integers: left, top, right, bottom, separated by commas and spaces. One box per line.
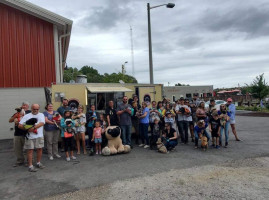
9, 94, 240, 172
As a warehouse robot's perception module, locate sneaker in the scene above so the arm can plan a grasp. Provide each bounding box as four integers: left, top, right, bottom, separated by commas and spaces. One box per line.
36, 163, 45, 169
66, 157, 70, 162
224, 142, 228, 148
144, 145, 150, 149
28, 166, 37, 172
139, 144, 145, 147
54, 154, 61, 158
170, 148, 176, 152
194, 146, 198, 149
49, 156, 53, 161
216, 145, 220, 149
71, 156, 76, 160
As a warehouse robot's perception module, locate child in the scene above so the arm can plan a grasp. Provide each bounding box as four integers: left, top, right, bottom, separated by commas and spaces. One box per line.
194, 120, 210, 149
209, 112, 221, 149
150, 118, 161, 149
164, 111, 174, 124
73, 105, 87, 155
99, 113, 108, 148
91, 121, 102, 155
60, 111, 76, 161
99, 114, 107, 132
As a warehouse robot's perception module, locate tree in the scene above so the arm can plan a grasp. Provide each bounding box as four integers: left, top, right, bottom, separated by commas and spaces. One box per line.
63, 67, 81, 83
248, 73, 269, 101
63, 66, 138, 83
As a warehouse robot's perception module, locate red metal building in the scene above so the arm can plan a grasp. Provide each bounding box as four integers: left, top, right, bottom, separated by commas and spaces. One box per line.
0, 0, 72, 139
0, 0, 72, 87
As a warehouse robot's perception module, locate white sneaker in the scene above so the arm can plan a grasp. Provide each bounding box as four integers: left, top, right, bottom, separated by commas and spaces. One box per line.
139, 144, 145, 147
66, 157, 70, 162
144, 145, 150, 149
54, 154, 61, 158
49, 156, 53, 161
71, 156, 76, 160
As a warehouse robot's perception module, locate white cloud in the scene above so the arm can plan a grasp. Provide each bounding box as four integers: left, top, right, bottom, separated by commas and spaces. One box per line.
27, 0, 269, 88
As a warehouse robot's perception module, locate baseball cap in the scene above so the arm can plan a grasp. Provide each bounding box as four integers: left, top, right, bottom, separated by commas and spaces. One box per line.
227, 98, 233, 102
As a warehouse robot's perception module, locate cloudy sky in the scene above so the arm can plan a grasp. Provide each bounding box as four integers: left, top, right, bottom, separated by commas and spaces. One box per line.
28, 0, 269, 88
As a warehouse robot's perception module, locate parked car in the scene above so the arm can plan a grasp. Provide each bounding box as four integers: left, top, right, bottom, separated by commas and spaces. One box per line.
205, 100, 227, 110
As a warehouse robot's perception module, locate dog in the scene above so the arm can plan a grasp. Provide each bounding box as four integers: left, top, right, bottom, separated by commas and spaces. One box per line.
156, 138, 167, 153
201, 136, 208, 151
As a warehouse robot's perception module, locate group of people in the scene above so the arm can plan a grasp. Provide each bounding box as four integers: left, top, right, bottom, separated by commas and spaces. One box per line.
9, 94, 240, 172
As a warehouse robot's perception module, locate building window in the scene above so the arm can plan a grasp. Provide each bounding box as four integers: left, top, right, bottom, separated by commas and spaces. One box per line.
87, 92, 124, 110
186, 93, 192, 98
172, 95, 176, 102
207, 93, 212, 97
193, 93, 199, 97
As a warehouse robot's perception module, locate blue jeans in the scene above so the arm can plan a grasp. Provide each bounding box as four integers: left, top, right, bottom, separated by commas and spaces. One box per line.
121, 125, 132, 146
86, 127, 94, 148
140, 123, 149, 145
194, 129, 210, 146
177, 121, 189, 143
220, 121, 230, 144
165, 139, 178, 150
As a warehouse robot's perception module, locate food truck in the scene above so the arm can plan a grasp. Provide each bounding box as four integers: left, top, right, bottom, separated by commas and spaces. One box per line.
51, 83, 163, 112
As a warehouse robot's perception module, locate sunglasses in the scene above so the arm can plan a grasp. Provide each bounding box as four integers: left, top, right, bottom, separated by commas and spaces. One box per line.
33, 109, 39, 111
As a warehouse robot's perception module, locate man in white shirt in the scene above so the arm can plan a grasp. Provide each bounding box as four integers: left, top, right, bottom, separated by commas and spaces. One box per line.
19, 104, 45, 172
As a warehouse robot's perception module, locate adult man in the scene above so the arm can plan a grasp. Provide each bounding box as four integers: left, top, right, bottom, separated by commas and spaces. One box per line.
9, 102, 31, 167
192, 94, 200, 107
175, 97, 191, 144
149, 101, 160, 133
226, 98, 241, 141
19, 104, 45, 172
117, 96, 132, 146
57, 98, 70, 116
105, 101, 118, 126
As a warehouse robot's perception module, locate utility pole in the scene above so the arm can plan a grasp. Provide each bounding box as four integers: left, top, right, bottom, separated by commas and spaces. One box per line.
130, 25, 135, 77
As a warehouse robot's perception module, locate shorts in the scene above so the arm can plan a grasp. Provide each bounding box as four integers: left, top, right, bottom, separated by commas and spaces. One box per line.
94, 138, 102, 144
230, 119, 235, 125
24, 137, 44, 149
212, 132, 219, 138
63, 137, 75, 152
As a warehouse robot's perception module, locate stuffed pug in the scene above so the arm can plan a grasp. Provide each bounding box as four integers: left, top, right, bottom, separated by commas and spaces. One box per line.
102, 126, 131, 156
156, 138, 167, 154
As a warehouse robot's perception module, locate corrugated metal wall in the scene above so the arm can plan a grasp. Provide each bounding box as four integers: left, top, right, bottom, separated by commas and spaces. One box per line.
0, 3, 56, 87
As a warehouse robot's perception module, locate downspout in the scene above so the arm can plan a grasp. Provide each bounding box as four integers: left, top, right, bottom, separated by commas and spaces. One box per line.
58, 32, 71, 82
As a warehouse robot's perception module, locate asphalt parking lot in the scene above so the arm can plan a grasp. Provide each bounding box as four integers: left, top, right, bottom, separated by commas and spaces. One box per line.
0, 112, 269, 200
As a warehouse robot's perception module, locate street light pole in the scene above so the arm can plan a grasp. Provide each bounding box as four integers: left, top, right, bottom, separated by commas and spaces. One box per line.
147, 3, 153, 84
147, 3, 175, 84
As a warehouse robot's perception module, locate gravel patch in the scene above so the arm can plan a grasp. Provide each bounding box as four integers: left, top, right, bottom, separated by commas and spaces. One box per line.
44, 157, 269, 200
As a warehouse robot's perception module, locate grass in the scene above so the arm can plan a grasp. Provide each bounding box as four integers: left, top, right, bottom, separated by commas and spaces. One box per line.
236, 106, 269, 113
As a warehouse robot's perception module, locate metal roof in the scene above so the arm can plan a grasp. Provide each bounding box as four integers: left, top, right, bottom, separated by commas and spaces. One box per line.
1, 0, 72, 28
86, 86, 133, 93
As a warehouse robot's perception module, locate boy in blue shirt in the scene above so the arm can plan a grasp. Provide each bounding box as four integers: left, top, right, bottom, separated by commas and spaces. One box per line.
194, 120, 210, 149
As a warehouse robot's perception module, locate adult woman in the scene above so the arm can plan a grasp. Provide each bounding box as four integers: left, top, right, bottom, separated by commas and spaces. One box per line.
138, 102, 150, 148
162, 123, 178, 151
196, 102, 207, 121
162, 103, 176, 117
43, 103, 61, 160
131, 101, 140, 144
218, 104, 230, 147
226, 98, 241, 141
73, 105, 87, 154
